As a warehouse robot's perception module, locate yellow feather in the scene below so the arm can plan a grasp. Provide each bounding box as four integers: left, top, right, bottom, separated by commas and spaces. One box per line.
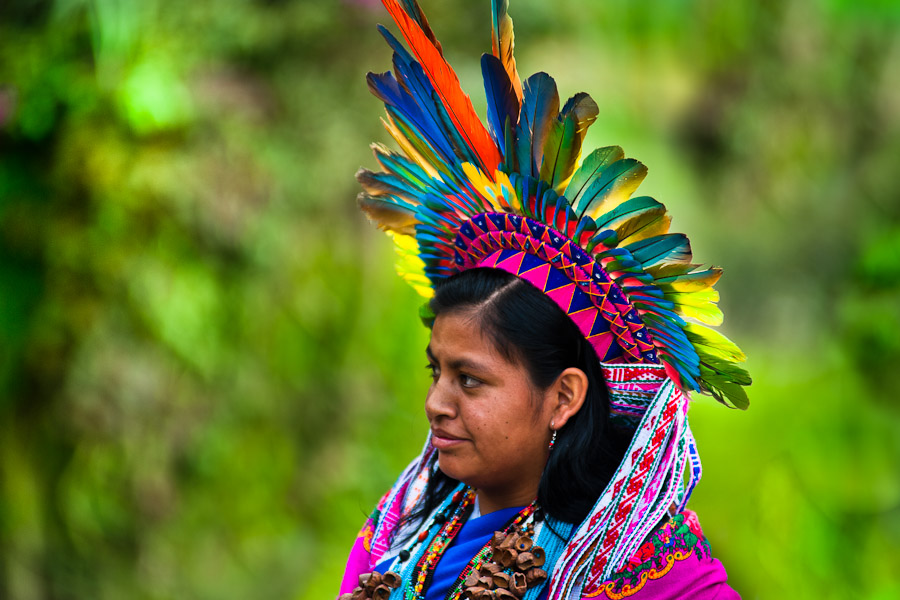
461, 163, 520, 213
388, 231, 433, 298
617, 214, 672, 246
585, 163, 648, 220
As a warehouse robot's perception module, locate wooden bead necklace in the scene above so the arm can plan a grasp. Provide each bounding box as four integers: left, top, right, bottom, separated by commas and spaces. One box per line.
342, 488, 550, 600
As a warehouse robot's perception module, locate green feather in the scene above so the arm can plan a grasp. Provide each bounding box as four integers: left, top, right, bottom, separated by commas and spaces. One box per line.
700, 366, 750, 410
617, 213, 671, 247
540, 92, 599, 192
564, 145, 624, 204
646, 262, 703, 278
699, 355, 752, 386
503, 115, 517, 171
655, 267, 722, 292
573, 158, 648, 219
540, 112, 577, 191
672, 301, 724, 326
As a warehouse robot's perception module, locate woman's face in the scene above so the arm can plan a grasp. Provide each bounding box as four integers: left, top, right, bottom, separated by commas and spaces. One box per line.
424, 310, 556, 508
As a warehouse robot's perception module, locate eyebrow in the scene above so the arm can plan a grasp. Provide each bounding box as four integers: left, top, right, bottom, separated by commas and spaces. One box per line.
426, 346, 490, 374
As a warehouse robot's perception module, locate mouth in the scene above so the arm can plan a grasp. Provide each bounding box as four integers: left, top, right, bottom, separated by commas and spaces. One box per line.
431, 428, 466, 450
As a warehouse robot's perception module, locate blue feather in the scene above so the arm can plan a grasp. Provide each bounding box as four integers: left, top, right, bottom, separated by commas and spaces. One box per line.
482, 54, 519, 156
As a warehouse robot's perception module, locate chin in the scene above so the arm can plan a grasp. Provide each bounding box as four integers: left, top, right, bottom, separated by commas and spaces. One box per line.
438, 455, 494, 491
436, 454, 471, 484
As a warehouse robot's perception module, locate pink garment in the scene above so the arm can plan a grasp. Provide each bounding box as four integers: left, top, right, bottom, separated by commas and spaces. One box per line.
337, 510, 740, 599
581, 511, 740, 599
583, 549, 739, 599
338, 528, 373, 596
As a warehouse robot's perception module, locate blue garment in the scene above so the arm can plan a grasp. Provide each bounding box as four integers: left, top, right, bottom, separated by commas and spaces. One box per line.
425, 506, 521, 600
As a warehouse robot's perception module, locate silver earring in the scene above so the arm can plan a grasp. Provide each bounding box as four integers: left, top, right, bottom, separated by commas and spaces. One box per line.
548, 429, 558, 451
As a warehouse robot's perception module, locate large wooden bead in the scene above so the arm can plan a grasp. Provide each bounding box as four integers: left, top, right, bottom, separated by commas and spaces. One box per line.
490, 532, 507, 550
364, 571, 383, 594
496, 547, 519, 568
382, 572, 402, 589
516, 551, 535, 570
495, 589, 517, 600
462, 586, 487, 600
491, 572, 510, 589
525, 568, 548, 586
465, 571, 481, 588
509, 572, 527, 598
372, 584, 391, 600
531, 546, 546, 567
514, 536, 533, 552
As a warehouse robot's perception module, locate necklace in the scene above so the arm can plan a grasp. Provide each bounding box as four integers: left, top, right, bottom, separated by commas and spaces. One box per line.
408, 488, 477, 599
344, 489, 549, 600
411, 489, 546, 600
449, 503, 542, 600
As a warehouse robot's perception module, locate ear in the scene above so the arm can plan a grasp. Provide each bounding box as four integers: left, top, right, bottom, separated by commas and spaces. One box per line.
546, 367, 588, 430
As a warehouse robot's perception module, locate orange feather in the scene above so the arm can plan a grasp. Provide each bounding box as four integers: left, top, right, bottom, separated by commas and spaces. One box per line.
381, 0, 502, 177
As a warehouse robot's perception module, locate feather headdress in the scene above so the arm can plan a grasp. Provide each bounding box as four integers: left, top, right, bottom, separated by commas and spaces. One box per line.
355, 0, 750, 595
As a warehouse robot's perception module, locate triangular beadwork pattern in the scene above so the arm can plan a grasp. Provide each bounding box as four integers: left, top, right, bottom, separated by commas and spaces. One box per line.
454, 212, 655, 364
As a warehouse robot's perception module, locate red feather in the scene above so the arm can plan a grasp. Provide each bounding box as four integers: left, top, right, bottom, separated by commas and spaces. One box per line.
381, 0, 502, 176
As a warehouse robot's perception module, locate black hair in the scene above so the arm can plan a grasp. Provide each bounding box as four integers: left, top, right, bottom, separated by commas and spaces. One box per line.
406, 267, 628, 528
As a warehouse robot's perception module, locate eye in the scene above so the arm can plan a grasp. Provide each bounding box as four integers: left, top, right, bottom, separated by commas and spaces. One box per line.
425, 363, 439, 380
460, 374, 481, 388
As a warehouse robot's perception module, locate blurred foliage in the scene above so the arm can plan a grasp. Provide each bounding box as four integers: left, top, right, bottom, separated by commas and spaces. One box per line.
0, 0, 898, 599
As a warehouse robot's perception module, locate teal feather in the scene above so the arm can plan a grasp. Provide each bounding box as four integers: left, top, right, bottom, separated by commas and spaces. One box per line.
503, 115, 517, 172
372, 146, 435, 190
625, 234, 691, 268
586, 229, 617, 253
517, 73, 560, 179
573, 158, 648, 218
593, 196, 663, 229
540, 113, 577, 190
573, 215, 598, 244
540, 93, 599, 191
356, 168, 420, 200
565, 145, 624, 204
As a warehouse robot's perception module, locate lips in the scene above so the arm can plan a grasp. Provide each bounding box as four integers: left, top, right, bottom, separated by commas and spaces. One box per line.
431, 427, 466, 450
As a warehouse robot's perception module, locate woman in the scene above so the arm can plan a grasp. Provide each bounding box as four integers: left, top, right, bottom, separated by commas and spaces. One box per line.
341, 1, 749, 598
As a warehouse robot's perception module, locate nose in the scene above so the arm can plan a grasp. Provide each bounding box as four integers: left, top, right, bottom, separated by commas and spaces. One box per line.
424, 377, 457, 423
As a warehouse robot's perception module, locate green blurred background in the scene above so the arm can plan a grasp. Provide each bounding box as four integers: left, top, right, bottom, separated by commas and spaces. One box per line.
1, 0, 899, 598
